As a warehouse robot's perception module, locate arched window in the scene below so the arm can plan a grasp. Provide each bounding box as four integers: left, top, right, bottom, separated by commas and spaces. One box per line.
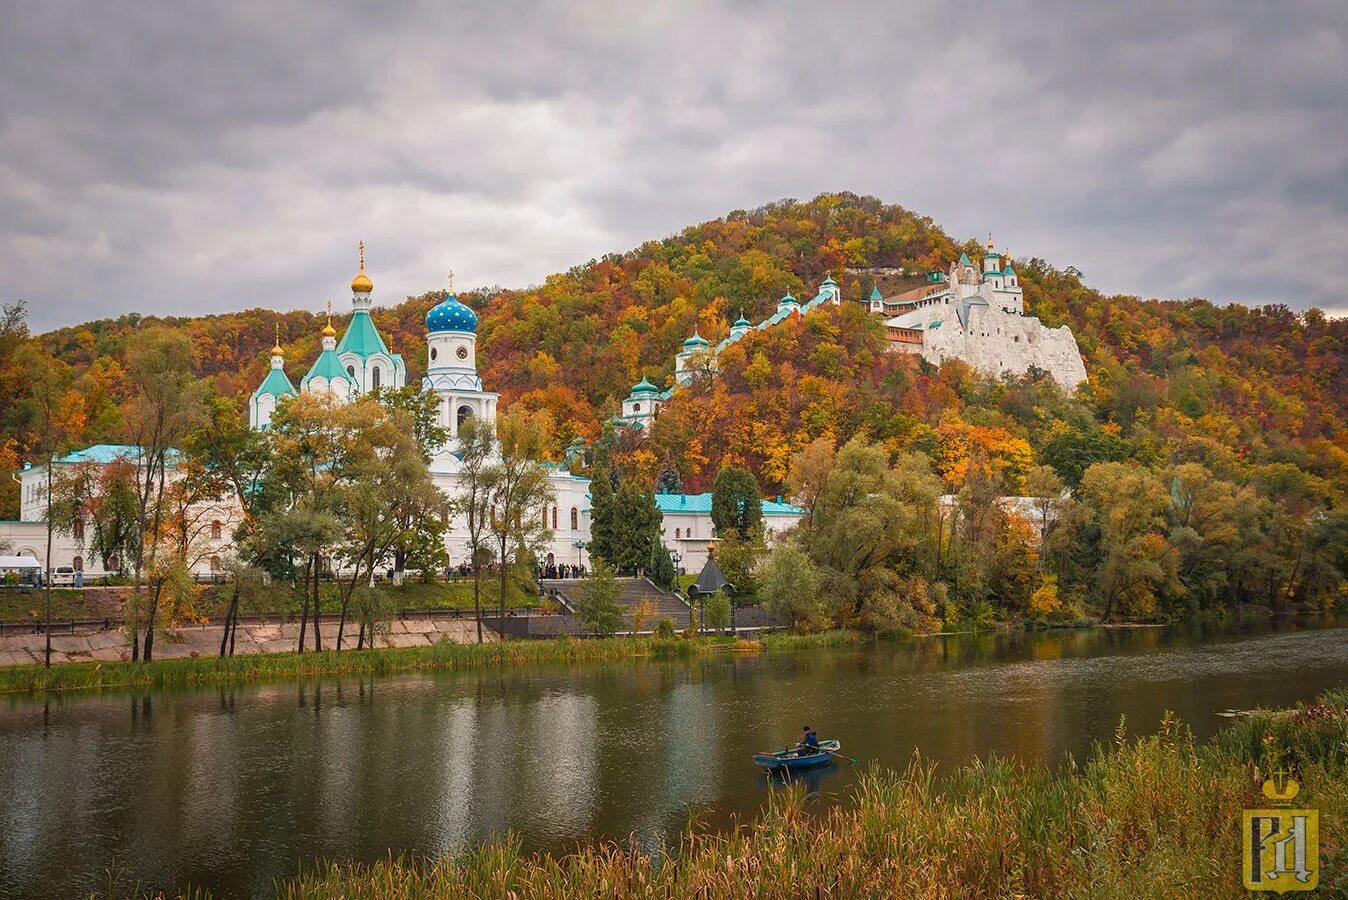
551, 506, 558, 530
457, 405, 473, 428
570, 507, 578, 530
371, 367, 381, 390
73, 519, 84, 541
541, 507, 548, 528
430, 347, 438, 362
211, 520, 222, 540
675, 528, 681, 539
210, 555, 221, 572
346, 365, 356, 378
633, 402, 642, 413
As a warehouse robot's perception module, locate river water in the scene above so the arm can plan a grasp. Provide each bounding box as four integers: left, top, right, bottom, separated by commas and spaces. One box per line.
0, 616, 1344, 898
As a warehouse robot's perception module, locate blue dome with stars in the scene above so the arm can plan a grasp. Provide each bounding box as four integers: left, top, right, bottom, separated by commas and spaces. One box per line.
425, 294, 478, 334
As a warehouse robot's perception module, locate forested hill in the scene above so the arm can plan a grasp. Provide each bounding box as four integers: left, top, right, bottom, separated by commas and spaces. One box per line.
5, 192, 1346, 504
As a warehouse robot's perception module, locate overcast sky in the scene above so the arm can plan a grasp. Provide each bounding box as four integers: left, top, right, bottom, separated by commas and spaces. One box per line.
3, 0, 1346, 332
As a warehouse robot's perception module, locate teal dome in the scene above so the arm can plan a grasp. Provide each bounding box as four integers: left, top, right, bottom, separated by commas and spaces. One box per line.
426, 294, 477, 334
682, 331, 709, 348
779, 293, 798, 305
631, 377, 659, 394
733, 315, 751, 328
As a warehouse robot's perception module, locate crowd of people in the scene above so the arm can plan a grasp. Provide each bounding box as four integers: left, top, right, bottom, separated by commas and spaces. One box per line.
538, 562, 585, 580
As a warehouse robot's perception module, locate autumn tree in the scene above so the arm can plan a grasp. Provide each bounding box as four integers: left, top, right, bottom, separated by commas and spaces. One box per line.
448, 415, 495, 643
14, 344, 86, 666
485, 410, 556, 633
1076, 462, 1177, 621
122, 327, 207, 662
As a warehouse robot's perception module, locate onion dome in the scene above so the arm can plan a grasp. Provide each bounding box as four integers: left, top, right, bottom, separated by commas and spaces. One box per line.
820, 276, 838, 287
733, 314, 752, 328
351, 240, 373, 293
631, 377, 659, 395
779, 292, 799, 306
426, 293, 478, 333
682, 330, 709, 349
321, 322, 337, 338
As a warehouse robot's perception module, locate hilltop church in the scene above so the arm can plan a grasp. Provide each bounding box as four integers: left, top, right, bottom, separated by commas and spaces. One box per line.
247, 248, 595, 572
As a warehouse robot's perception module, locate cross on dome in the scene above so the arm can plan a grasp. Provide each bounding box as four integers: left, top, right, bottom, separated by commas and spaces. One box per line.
351, 240, 373, 293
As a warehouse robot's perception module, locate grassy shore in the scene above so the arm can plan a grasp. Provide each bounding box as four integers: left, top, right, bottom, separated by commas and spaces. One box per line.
273, 690, 1347, 899
0, 635, 705, 695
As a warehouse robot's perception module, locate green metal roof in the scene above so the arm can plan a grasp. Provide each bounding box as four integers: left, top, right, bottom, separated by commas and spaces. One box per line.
251, 366, 297, 400
869, 286, 883, 300
336, 310, 391, 359
682, 332, 709, 348
653, 492, 804, 516
630, 377, 659, 395
305, 347, 354, 385
958, 252, 972, 266
22, 444, 182, 471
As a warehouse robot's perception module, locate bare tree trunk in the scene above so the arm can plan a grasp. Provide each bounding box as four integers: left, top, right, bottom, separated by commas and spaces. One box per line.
143, 580, 164, 662
312, 552, 323, 652
43, 460, 53, 668
130, 568, 142, 662
337, 560, 363, 650
297, 555, 312, 654
498, 543, 509, 640
473, 564, 483, 644
219, 582, 240, 657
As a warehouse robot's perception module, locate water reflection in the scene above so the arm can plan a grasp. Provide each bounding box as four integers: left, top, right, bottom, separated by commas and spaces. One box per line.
0, 616, 1344, 899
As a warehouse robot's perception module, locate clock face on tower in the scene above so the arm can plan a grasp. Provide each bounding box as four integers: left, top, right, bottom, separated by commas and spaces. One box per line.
455, 346, 468, 360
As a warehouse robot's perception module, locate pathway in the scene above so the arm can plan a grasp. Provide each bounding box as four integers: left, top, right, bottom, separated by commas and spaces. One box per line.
0, 616, 493, 666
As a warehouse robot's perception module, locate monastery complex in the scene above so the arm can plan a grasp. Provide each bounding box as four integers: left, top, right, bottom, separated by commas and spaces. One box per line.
3, 237, 1086, 581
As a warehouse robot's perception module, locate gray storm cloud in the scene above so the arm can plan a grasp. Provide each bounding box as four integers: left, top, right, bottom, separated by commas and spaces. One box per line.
2, 0, 1346, 331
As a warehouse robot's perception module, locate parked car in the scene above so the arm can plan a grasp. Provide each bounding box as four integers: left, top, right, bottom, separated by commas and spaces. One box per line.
49, 566, 76, 587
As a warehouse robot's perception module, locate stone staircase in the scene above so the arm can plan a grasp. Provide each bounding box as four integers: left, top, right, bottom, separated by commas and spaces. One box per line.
616, 577, 690, 625
540, 576, 691, 629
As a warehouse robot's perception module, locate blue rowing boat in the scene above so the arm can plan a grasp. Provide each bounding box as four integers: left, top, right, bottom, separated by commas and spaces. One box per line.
753, 740, 840, 772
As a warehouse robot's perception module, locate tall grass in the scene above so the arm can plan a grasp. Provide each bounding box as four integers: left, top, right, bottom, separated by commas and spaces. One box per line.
277, 691, 1348, 900
0, 635, 703, 695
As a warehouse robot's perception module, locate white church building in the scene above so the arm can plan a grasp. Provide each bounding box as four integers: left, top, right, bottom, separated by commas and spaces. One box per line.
248, 250, 592, 572
879, 240, 1087, 389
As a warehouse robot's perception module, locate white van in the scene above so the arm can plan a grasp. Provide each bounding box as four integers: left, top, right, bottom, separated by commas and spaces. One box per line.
50, 566, 76, 587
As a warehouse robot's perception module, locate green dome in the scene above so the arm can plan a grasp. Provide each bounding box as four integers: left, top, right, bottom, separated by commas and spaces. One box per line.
630, 377, 659, 394
682, 331, 709, 348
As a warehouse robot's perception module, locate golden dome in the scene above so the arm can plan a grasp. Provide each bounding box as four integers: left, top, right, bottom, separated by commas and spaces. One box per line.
321, 300, 337, 337
271, 340, 285, 355
351, 240, 373, 293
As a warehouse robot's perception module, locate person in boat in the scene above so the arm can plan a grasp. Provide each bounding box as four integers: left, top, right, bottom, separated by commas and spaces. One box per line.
798, 725, 820, 755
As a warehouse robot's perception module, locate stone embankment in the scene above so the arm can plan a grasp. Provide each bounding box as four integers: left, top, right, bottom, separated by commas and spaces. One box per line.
0, 617, 491, 666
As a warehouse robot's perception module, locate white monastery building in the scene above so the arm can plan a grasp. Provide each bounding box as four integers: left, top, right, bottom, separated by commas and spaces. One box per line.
879, 240, 1087, 389
5, 235, 1086, 580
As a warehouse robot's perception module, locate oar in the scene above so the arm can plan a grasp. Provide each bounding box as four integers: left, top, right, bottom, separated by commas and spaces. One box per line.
792, 741, 859, 765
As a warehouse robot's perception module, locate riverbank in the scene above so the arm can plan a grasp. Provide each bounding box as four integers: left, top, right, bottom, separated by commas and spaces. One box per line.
272, 690, 1347, 899
0, 634, 708, 694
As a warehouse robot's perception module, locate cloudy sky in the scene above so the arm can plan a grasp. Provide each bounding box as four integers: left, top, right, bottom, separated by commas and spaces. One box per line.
3, 0, 1346, 332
